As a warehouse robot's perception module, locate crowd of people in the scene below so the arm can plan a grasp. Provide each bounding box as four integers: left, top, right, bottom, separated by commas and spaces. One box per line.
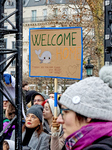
2, 65, 112, 150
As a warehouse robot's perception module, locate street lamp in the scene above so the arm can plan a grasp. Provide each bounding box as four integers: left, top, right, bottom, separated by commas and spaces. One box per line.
84, 58, 94, 76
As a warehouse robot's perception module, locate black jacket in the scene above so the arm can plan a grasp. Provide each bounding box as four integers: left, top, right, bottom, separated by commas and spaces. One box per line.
84, 136, 112, 150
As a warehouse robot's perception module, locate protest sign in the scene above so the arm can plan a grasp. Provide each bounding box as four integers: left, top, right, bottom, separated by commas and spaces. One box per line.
29, 27, 83, 80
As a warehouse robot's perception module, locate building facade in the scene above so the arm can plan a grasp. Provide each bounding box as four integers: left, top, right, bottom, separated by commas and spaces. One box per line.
4, 0, 95, 93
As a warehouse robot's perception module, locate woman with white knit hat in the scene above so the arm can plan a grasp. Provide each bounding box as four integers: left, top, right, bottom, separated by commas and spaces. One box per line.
43, 99, 60, 135
52, 77, 112, 150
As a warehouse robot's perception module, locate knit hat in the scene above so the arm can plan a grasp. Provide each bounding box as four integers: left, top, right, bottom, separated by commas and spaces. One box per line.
59, 77, 112, 121
32, 92, 49, 101
26, 90, 37, 104
27, 105, 43, 122
47, 99, 60, 116
99, 65, 112, 88
26, 90, 49, 104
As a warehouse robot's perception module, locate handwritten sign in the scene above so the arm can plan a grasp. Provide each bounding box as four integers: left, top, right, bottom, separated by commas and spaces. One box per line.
29, 27, 83, 80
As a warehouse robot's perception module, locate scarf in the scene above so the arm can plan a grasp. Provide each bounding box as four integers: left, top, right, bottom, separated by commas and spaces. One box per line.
65, 121, 112, 150
22, 127, 37, 146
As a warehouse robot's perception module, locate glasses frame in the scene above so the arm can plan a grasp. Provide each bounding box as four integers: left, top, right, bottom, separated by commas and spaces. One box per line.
60, 108, 70, 118
33, 99, 44, 103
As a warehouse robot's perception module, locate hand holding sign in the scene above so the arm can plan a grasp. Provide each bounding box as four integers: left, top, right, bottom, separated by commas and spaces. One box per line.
51, 117, 60, 132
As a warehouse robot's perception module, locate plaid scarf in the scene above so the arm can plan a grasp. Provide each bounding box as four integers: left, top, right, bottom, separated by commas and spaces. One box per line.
65, 122, 112, 150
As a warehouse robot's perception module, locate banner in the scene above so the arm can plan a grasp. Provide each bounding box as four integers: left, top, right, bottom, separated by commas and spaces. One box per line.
29, 27, 83, 80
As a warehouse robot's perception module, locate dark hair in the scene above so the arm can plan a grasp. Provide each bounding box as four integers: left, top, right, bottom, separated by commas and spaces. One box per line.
31, 93, 45, 105
3, 140, 9, 150
75, 112, 87, 123
75, 112, 106, 123
49, 92, 54, 94
22, 80, 28, 88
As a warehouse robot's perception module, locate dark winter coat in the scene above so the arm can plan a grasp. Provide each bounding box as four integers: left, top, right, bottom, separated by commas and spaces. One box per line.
83, 136, 112, 150
60, 136, 112, 150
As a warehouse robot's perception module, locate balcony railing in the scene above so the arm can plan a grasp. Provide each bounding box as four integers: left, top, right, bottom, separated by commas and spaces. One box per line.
23, 15, 70, 23
4, 14, 91, 24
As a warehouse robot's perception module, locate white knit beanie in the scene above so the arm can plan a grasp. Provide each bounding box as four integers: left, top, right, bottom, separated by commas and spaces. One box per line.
47, 99, 60, 116
99, 65, 112, 88
59, 77, 112, 121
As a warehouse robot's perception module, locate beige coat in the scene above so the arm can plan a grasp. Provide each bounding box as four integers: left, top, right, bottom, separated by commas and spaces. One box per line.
51, 134, 65, 150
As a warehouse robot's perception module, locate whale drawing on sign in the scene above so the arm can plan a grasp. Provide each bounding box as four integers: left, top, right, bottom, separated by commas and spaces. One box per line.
35, 49, 52, 64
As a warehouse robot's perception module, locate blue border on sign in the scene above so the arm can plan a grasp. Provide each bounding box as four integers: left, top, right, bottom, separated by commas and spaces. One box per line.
29, 27, 83, 80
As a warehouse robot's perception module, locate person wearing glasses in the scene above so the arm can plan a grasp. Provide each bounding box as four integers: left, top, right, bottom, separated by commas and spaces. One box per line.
32, 92, 49, 106
11, 105, 50, 150
26, 91, 49, 108
51, 77, 112, 150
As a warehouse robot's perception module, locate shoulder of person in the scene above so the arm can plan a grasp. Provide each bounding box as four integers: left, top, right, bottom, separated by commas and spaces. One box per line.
3, 117, 10, 123
40, 131, 50, 138
84, 136, 112, 150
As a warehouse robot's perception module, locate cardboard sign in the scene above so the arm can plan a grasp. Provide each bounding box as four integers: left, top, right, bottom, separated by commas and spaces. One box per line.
29, 27, 83, 80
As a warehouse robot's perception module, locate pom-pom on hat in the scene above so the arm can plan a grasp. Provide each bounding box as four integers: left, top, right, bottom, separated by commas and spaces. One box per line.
59, 77, 112, 121
27, 105, 43, 122
99, 65, 112, 88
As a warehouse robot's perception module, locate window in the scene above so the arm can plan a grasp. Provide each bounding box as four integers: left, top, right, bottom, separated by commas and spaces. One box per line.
11, 41, 16, 67
3, 39, 7, 65
7, 0, 14, 6
32, 10, 37, 22
4, 13, 7, 23
43, 9, 47, 20
47, 0, 50, 4
54, 8, 58, 17
11, 59, 16, 67
63, 8, 68, 20
74, 8, 80, 22
23, 0, 26, 5
12, 41, 15, 49
4, 39, 7, 49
